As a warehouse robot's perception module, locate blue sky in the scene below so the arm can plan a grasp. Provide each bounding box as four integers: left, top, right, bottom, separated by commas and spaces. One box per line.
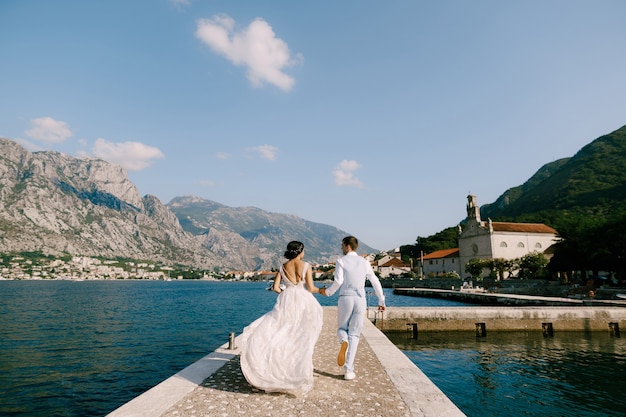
2, 1, 626, 251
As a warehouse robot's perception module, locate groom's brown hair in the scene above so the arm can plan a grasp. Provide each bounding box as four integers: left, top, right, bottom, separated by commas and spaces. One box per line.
342, 236, 359, 251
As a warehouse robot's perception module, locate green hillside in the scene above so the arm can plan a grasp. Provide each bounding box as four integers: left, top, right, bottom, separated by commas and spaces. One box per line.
405, 124, 626, 281
481, 124, 626, 230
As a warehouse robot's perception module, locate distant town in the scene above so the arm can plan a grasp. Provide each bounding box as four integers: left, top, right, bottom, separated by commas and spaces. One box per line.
0, 251, 412, 282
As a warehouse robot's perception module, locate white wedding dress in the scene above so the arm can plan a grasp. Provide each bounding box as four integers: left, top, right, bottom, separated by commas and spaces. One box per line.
240, 262, 323, 396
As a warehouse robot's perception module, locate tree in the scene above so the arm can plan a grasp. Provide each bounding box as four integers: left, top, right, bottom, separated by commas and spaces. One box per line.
586, 214, 626, 284
487, 258, 517, 280
518, 252, 549, 279
465, 258, 487, 280
416, 227, 459, 254
401, 227, 458, 260
549, 212, 626, 284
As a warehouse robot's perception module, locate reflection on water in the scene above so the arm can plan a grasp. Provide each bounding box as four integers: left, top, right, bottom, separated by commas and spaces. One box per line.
386, 330, 626, 417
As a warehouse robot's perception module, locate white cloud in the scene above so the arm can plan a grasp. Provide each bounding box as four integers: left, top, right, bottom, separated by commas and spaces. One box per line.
333, 159, 365, 188
195, 14, 301, 91
199, 179, 217, 188
337, 160, 361, 171
170, 0, 190, 6
247, 144, 278, 160
24, 117, 73, 143
216, 151, 230, 160
90, 138, 165, 171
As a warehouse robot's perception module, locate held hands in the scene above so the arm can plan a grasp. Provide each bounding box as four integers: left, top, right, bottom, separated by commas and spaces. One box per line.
377, 305, 386, 311
319, 287, 326, 296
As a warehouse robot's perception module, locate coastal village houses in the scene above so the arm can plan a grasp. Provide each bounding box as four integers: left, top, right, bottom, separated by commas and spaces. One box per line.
421, 195, 559, 280
375, 253, 411, 278
421, 248, 461, 278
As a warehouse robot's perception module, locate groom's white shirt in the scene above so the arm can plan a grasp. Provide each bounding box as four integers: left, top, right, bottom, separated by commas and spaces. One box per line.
325, 251, 385, 306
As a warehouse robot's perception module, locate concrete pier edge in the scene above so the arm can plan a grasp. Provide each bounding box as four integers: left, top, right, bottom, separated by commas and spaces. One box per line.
106, 341, 242, 417
361, 310, 466, 416
106, 306, 466, 417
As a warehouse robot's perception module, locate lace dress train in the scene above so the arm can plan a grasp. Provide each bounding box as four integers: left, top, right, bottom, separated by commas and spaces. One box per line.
240, 263, 323, 396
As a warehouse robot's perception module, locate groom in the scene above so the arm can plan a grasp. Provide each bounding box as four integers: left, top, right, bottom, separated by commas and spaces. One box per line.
320, 236, 385, 380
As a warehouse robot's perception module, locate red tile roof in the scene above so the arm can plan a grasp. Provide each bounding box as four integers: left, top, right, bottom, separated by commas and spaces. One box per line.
491, 222, 557, 234
381, 257, 410, 267
423, 248, 460, 260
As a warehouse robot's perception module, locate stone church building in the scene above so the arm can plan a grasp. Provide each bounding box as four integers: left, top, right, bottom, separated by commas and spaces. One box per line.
422, 195, 559, 279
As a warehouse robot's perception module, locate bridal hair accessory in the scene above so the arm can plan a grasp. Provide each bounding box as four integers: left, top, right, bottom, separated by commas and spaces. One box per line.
284, 241, 304, 259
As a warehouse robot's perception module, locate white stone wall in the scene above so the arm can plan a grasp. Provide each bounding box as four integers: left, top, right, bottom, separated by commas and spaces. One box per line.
456, 195, 558, 279
459, 229, 492, 278
491, 232, 557, 260
378, 265, 411, 278
422, 256, 461, 277
459, 229, 557, 279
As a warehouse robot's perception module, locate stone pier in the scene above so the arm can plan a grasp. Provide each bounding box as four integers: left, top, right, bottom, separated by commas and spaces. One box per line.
107, 307, 466, 417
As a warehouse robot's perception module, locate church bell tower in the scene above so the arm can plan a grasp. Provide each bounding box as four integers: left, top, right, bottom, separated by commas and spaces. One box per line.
466, 194, 481, 222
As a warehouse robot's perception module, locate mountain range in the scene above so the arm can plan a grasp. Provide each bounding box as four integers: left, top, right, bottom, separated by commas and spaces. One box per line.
0, 139, 374, 270
166, 195, 376, 269
480, 123, 626, 230
2, 123, 624, 270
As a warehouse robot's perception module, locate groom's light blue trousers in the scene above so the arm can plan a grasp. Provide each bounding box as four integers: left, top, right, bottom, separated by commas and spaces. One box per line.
337, 294, 366, 373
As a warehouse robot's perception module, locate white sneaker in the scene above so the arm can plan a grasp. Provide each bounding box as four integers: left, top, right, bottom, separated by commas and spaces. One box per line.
344, 371, 356, 380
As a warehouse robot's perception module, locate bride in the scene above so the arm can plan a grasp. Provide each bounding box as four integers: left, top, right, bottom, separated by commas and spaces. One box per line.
240, 241, 324, 396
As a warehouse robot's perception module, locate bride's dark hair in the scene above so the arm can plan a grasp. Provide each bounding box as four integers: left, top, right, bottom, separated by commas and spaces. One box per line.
284, 241, 304, 259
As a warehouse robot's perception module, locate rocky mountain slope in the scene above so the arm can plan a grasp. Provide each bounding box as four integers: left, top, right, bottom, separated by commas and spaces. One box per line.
166, 196, 376, 271
0, 139, 371, 270
0, 139, 217, 267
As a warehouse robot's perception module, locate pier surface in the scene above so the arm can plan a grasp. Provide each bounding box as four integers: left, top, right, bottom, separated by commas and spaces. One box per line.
108, 306, 465, 417
393, 287, 626, 307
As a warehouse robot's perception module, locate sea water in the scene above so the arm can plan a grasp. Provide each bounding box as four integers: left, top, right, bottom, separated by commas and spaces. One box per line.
387, 331, 626, 417
0, 280, 624, 416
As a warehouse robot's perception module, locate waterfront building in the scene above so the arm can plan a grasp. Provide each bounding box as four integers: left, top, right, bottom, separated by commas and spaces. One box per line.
419, 195, 559, 280
421, 248, 461, 277
377, 256, 411, 278
457, 194, 558, 279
